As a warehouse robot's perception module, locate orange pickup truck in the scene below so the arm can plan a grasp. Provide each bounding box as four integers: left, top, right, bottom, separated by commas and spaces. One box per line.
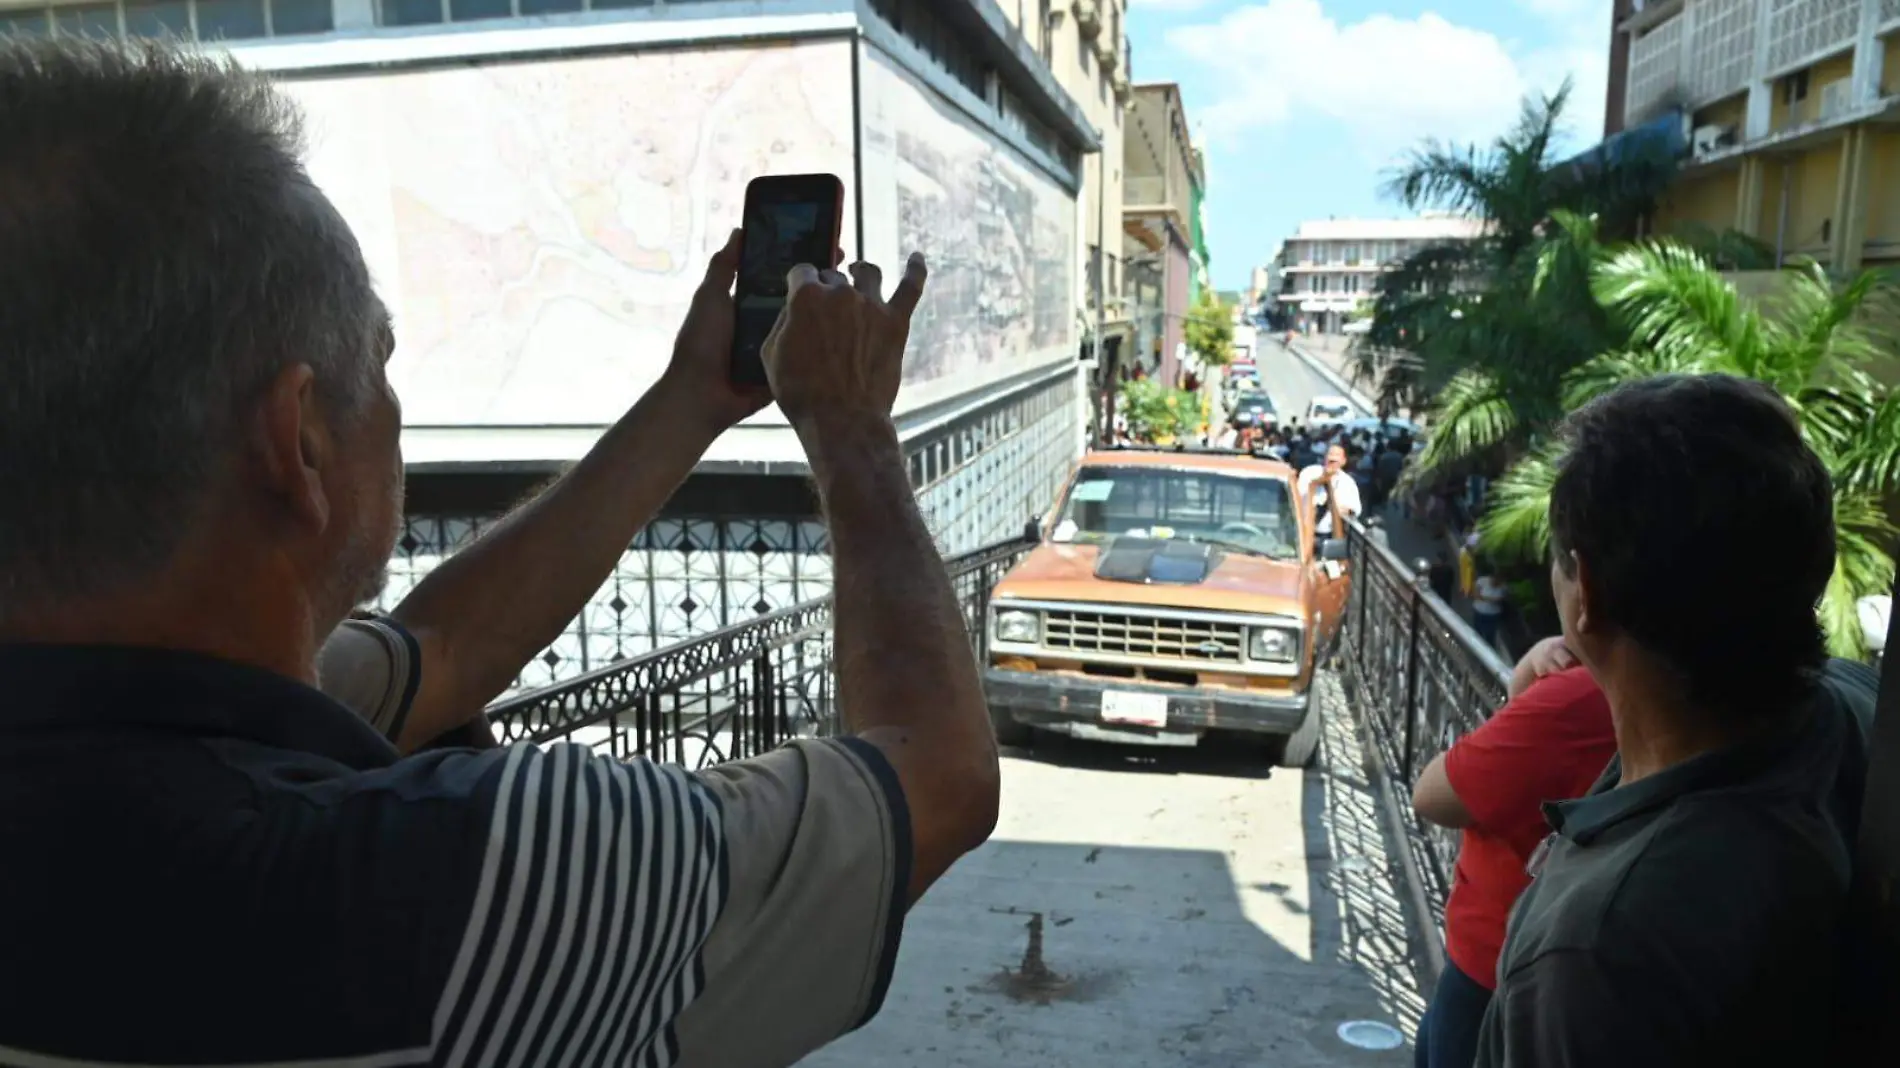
985, 446, 1350, 766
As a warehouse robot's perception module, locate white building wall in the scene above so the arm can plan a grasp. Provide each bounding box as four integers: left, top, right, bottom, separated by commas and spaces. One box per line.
5, 0, 1094, 691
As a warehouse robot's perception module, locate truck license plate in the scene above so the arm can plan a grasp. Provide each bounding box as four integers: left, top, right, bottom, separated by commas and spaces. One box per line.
1101, 691, 1169, 729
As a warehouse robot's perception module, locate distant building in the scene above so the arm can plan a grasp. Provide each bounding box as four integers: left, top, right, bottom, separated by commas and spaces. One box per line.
1605, 0, 1900, 273
1125, 81, 1207, 386
1271, 214, 1485, 334
1247, 255, 1280, 314
1189, 145, 1212, 304
998, 0, 1134, 443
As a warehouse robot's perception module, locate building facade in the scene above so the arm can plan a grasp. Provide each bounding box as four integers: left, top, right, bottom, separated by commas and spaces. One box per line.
1123, 81, 1205, 386
0, 0, 1104, 690
1189, 146, 1212, 305
1271, 215, 1485, 334
1611, 0, 1900, 272
995, 0, 1135, 441
1247, 255, 1280, 317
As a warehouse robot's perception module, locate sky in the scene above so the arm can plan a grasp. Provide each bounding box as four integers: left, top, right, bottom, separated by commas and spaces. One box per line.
1125, 0, 1617, 289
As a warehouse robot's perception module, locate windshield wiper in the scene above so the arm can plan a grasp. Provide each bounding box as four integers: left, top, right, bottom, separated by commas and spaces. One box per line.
1199, 536, 1298, 561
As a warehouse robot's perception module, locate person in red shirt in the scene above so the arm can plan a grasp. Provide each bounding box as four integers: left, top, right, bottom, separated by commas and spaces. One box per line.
1408, 637, 1616, 1068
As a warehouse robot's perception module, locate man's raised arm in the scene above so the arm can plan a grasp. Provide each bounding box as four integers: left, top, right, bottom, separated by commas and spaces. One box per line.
766, 256, 1001, 902
374, 232, 769, 750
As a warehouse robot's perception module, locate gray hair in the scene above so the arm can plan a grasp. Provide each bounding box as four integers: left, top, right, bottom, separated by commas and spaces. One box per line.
0, 37, 380, 609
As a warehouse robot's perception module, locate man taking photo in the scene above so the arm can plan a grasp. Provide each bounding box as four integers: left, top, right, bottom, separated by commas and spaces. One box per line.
1298, 443, 1361, 546
0, 38, 998, 1068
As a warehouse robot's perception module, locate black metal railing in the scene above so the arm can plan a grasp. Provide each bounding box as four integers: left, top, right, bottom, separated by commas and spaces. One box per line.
1333, 519, 1512, 979
483, 535, 1037, 768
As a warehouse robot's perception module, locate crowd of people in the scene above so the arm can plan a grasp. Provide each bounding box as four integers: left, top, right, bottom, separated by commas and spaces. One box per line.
1217, 415, 1416, 510
0, 34, 1884, 1068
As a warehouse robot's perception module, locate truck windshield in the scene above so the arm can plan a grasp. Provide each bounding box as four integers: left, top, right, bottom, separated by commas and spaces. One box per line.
1053, 466, 1302, 559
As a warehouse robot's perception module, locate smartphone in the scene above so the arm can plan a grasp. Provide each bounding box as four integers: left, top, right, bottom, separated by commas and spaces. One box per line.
729, 173, 846, 389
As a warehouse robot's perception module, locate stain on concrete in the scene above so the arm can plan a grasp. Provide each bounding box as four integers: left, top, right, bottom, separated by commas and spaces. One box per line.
979, 911, 1121, 1006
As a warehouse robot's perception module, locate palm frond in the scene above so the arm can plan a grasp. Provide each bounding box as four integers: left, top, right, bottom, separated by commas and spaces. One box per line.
1478, 444, 1565, 563
1820, 491, 1898, 659
1383, 140, 1500, 218
1506, 80, 1570, 166
1822, 385, 1900, 496
1531, 209, 1603, 299
1669, 221, 1778, 271
1758, 262, 1895, 387
1592, 241, 1759, 368
1559, 346, 1708, 410
1408, 369, 1520, 478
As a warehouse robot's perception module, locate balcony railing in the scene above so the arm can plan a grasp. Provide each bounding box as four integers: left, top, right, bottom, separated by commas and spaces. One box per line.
1124, 174, 1169, 208
1625, 0, 1867, 130
1332, 520, 1511, 984
484, 535, 1037, 765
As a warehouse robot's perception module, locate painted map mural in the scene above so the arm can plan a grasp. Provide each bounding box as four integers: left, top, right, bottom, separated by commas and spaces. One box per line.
857, 45, 1076, 416
283, 40, 855, 427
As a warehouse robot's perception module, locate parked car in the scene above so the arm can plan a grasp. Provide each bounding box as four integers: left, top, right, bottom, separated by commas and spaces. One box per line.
1305, 395, 1354, 427
1231, 391, 1276, 428
984, 447, 1351, 766
1341, 318, 1372, 336
1341, 416, 1423, 440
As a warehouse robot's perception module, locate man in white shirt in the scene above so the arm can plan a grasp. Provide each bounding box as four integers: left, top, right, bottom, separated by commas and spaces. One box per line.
1298, 443, 1362, 544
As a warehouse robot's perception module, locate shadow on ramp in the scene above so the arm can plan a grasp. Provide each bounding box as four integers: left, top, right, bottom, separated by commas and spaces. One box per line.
800, 672, 1423, 1067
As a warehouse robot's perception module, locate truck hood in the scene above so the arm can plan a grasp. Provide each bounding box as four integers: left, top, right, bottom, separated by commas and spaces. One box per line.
995, 542, 1306, 617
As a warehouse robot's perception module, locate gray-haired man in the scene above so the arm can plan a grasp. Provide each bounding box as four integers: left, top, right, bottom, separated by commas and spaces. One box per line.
0, 38, 998, 1068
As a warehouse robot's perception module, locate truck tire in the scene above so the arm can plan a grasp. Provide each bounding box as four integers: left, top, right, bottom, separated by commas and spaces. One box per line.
991, 706, 1034, 748
1269, 692, 1322, 768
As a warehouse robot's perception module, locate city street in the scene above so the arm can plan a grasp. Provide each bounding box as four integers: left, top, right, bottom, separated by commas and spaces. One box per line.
801, 329, 1429, 1067
1244, 330, 1453, 579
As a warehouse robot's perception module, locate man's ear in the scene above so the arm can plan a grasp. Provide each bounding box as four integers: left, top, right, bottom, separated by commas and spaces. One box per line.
253, 363, 331, 534
1569, 550, 1595, 636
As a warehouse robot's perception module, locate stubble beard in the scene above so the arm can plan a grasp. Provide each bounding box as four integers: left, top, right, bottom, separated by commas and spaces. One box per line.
330, 489, 400, 620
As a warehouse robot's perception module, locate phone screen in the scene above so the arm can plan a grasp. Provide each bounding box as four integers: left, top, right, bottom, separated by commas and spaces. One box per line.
731, 176, 842, 389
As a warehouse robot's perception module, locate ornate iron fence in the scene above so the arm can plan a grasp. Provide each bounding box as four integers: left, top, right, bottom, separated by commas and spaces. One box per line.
1334, 519, 1512, 977
483, 535, 1037, 768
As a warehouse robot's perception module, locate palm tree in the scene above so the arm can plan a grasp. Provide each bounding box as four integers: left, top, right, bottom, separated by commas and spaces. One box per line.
1481, 243, 1900, 657
1353, 84, 1678, 423
1395, 209, 1618, 474
1400, 210, 1794, 482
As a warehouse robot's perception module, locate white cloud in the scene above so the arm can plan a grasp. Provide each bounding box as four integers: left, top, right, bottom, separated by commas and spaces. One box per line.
1512, 0, 1596, 18
1168, 0, 1612, 168
1130, 0, 1214, 10
1515, 0, 1614, 151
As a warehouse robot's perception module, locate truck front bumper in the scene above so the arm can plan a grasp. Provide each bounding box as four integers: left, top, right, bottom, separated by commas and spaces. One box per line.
985, 668, 1311, 745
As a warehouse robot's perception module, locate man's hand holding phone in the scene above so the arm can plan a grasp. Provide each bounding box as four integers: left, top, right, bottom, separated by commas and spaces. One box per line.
763, 254, 927, 447
653, 229, 773, 438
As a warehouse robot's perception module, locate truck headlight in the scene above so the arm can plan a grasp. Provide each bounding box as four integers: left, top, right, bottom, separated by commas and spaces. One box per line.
1249, 626, 1298, 663
995, 609, 1040, 644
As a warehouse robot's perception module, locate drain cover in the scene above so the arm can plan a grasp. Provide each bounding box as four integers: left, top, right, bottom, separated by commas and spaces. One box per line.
1336, 1020, 1405, 1050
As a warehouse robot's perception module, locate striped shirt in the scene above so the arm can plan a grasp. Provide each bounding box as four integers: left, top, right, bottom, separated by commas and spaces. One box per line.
0, 631, 910, 1068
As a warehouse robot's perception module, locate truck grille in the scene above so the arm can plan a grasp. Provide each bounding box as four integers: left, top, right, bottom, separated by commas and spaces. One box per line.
1042, 609, 1245, 665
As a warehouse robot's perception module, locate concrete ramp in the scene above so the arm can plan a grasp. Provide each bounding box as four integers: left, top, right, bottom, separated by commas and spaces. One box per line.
801, 671, 1423, 1067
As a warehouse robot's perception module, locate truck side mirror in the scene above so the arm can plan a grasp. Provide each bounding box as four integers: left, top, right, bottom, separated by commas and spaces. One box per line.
1321, 538, 1351, 562
1024, 519, 1043, 543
